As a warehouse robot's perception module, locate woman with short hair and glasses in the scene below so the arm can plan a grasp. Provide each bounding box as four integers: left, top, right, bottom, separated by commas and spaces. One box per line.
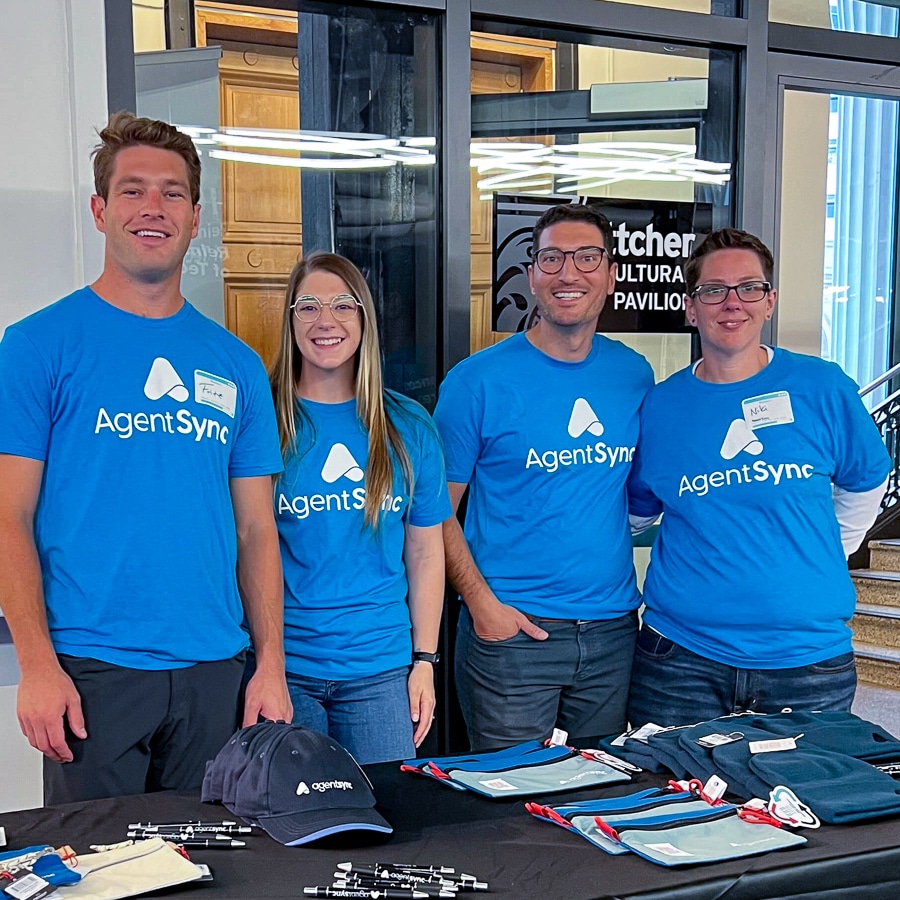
627, 228, 890, 727
266, 251, 450, 763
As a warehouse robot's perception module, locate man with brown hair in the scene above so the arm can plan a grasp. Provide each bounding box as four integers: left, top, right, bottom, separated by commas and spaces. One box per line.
0, 112, 292, 804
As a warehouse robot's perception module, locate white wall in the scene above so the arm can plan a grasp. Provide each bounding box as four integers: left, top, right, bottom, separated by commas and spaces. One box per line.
0, 0, 108, 811
0, 0, 107, 337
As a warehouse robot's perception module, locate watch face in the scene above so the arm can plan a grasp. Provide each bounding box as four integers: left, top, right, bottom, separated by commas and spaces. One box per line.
414, 652, 440, 664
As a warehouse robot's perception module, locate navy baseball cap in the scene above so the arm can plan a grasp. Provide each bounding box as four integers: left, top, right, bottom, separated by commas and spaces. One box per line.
202, 723, 392, 845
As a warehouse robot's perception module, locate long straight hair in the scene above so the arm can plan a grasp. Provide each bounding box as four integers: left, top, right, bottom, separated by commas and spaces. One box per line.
270, 251, 412, 530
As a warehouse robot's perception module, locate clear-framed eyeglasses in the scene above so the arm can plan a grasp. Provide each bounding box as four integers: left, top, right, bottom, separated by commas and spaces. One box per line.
291, 294, 363, 323
689, 281, 772, 305
534, 246, 609, 275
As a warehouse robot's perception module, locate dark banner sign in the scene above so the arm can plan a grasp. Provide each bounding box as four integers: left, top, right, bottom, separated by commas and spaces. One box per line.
492, 193, 713, 334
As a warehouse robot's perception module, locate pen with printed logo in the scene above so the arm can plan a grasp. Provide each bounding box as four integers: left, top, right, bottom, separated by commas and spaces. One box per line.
303, 889, 428, 899
337, 864, 458, 878
335, 870, 456, 889
174, 838, 246, 849
129, 830, 243, 842
337, 874, 486, 895
334, 878, 457, 898
128, 820, 252, 832
338, 865, 481, 886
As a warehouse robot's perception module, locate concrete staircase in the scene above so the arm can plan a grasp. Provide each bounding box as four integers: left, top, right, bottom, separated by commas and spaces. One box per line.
851, 539, 900, 689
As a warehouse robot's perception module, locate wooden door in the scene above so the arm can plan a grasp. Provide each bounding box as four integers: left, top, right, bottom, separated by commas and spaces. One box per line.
470, 36, 555, 354
196, 3, 301, 369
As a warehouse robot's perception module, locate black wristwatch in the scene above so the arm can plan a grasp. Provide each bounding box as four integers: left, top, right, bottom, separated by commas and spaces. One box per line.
413, 651, 441, 665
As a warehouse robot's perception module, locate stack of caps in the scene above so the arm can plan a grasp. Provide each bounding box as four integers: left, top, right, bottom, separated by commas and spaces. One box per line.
202, 722, 392, 845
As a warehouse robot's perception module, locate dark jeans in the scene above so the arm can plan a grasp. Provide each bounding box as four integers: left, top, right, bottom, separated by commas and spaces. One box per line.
43, 653, 244, 805
455, 605, 637, 751
627, 627, 857, 728
287, 666, 415, 765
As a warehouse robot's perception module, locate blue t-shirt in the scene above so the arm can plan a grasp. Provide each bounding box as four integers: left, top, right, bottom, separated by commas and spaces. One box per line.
276, 393, 451, 681
0, 287, 283, 669
629, 348, 891, 668
433, 332, 654, 619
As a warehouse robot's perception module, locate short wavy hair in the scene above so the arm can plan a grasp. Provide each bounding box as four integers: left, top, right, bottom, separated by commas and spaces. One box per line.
532, 203, 615, 261
685, 228, 774, 295
92, 111, 201, 205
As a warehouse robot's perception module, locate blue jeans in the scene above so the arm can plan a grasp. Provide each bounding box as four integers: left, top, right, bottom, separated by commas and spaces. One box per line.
455, 605, 637, 751
627, 627, 857, 728
286, 666, 415, 765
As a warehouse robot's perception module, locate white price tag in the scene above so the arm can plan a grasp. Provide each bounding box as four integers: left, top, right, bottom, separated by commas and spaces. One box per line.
703, 775, 728, 803
479, 778, 517, 791
644, 842, 693, 857
548, 728, 568, 747
630, 723, 665, 743
749, 737, 797, 754
696, 732, 742, 748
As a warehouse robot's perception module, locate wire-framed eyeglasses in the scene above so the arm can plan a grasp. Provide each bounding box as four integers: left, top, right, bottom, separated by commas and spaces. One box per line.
291, 294, 363, 323
534, 246, 609, 275
689, 281, 772, 305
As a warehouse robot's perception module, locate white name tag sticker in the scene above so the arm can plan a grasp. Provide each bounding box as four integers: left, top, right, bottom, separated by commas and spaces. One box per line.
479, 778, 517, 791
742, 391, 794, 430
195, 370, 237, 418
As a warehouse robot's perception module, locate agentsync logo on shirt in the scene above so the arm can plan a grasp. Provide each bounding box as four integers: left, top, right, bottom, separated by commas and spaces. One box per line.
321, 443, 365, 483
277, 443, 404, 520
94, 357, 231, 444
525, 398, 634, 474
678, 403, 812, 497
720, 418, 763, 460
296, 781, 310, 796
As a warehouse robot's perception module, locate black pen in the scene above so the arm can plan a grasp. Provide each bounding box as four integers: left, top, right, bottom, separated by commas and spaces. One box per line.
338, 864, 456, 876
130, 830, 241, 842
304, 889, 428, 899
128, 821, 252, 833
338, 865, 481, 886
336, 870, 456, 888
337, 875, 486, 895
176, 838, 246, 848
335, 880, 456, 898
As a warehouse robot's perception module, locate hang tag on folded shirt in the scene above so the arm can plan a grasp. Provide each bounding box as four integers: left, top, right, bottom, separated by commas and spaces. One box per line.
548, 728, 569, 747
1, 871, 56, 900
696, 732, 743, 748
629, 723, 665, 744
748, 737, 799, 754
768, 786, 820, 829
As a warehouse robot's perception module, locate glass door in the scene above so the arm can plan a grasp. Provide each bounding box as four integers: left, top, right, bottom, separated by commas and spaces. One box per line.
777, 84, 900, 405
468, 20, 739, 384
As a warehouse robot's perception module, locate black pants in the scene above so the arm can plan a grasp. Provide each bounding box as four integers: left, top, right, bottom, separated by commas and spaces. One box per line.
43, 653, 244, 806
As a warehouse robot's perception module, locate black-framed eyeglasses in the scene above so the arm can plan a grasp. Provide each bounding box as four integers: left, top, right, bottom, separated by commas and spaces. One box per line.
534, 246, 609, 275
291, 294, 363, 323
689, 281, 772, 305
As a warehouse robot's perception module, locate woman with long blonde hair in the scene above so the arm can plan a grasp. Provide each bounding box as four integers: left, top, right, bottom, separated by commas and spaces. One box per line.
268, 251, 450, 763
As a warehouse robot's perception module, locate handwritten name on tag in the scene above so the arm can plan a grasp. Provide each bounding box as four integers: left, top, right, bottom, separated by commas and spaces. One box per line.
742, 391, 793, 430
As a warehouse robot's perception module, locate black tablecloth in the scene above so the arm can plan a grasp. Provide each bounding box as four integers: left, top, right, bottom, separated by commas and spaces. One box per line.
2, 763, 900, 899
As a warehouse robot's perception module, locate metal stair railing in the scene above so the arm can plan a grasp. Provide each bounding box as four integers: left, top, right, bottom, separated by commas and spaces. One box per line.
860, 362, 900, 516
